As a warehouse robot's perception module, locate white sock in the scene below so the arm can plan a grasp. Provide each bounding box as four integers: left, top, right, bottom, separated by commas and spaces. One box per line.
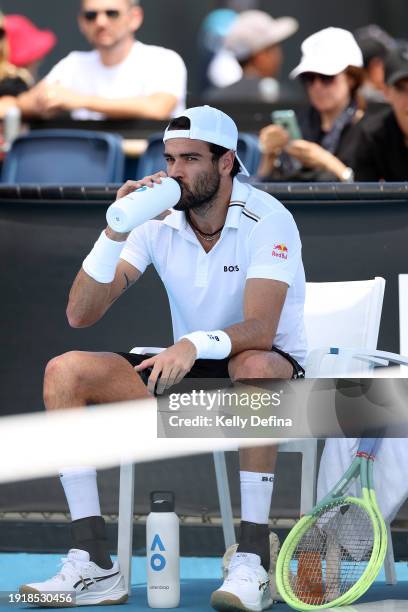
240, 470, 274, 525
59, 467, 101, 521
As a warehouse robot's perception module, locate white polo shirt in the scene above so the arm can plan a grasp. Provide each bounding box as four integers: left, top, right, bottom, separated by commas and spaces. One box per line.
120, 178, 307, 365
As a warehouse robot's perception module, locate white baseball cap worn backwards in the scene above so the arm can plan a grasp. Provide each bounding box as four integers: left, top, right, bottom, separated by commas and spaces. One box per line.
163, 105, 249, 176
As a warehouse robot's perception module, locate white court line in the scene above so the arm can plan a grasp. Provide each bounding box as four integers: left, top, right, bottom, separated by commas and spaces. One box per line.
0, 398, 287, 484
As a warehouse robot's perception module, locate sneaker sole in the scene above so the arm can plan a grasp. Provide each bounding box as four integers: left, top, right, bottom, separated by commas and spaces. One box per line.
210, 590, 264, 612
19, 586, 128, 607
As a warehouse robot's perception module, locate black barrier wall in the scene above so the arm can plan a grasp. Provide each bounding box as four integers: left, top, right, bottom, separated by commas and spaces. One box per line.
1, 182, 407, 416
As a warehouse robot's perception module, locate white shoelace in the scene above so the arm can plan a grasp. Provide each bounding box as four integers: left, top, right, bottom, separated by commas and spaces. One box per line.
51, 557, 90, 582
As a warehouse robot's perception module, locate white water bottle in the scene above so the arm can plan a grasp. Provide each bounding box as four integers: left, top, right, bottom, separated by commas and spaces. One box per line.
146, 491, 180, 608
106, 177, 181, 233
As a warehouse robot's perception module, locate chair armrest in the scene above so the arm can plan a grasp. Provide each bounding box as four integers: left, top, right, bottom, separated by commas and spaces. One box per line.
306, 346, 408, 376
347, 348, 408, 367
129, 346, 165, 355
329, 347, 389, 366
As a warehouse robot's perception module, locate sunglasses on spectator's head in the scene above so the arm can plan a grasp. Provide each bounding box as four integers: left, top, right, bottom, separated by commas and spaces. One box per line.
300, 73, 336, 86
81, 9, 121, 21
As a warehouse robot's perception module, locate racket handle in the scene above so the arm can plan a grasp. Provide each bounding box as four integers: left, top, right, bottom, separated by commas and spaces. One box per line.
357, 437, 378, 456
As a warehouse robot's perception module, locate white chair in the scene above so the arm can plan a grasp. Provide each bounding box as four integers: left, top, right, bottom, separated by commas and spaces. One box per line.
399, 274, 408, 357
117, 277, 406, 592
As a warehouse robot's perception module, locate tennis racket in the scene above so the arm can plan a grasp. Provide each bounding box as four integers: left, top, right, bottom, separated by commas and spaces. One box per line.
276, 437, 387, 610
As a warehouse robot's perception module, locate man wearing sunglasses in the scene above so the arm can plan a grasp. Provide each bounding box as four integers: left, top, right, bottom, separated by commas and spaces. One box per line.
11, 0, 187, 120
354, 43, 408, 181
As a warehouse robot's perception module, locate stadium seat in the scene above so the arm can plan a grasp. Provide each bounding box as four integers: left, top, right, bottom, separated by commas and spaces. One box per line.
118, 277, 406, 593
1, 129, 125, 184
136, 131, 261, 178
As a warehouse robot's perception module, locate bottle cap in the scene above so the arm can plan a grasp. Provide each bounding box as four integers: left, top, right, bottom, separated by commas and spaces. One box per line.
150, 491, 175, 512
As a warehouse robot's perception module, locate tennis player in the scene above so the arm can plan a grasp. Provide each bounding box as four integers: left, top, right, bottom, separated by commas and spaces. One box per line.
20, 105, 307, 611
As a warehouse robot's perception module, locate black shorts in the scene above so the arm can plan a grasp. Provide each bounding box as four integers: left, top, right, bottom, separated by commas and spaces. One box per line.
116, 346, 305, 388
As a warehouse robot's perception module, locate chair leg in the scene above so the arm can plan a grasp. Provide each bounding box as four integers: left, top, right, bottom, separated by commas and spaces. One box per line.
384, 522, 397, 585
213, 451, 236, 549
118, 463, 135, 596
280, 440, 318, 515
299, 439, 318, 515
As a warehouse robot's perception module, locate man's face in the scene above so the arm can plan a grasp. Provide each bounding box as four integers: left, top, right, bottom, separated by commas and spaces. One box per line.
164, 139, 223, 212
303, 71, 351, 115
255, 44, 283, 78
387, 78, 408, 139
79, 0, 142, 49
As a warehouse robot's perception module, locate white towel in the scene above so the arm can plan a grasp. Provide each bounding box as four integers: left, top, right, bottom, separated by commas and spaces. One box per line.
317, 438, 408, 521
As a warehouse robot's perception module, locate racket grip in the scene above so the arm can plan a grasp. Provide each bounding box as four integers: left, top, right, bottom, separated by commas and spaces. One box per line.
357, 437, 378, 456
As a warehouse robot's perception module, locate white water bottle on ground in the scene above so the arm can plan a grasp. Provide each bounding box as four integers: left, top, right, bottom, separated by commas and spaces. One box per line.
106, 177, 181, 233
146, 491, 180, 608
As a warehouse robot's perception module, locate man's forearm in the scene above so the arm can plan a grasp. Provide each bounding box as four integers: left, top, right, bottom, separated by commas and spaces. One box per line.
77, 92, 178, 120
225, 319, 275, 355
67, 227, 128, 328
66, 268, 114, 328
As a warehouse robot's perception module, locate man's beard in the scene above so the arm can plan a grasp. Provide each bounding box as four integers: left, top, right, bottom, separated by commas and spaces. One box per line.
173, 168, 221, 213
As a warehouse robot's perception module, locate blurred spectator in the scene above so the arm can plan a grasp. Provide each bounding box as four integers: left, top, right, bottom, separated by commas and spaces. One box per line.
354, 43, 408, 180
200, 1, 259, 91
206, 10, 298, 103
0, 13, 33, 97
354, 24, 397, 104
6, 0, 187, 121
197, 8, 240, 91
4, 14, 56, 81
257, 27, 364, 182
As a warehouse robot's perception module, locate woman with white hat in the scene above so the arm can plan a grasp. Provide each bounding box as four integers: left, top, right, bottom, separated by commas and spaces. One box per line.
257, 27, 365, 182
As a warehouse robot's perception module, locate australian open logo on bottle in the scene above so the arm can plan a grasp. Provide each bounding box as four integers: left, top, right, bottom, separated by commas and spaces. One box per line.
149, 533, 170, 588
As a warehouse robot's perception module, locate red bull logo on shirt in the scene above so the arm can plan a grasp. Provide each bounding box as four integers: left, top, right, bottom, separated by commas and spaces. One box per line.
272, 244, 288, 260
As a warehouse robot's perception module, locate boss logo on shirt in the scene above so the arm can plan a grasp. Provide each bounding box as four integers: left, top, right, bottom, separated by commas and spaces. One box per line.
272, 244, 288, 260
224, 265, 240, 272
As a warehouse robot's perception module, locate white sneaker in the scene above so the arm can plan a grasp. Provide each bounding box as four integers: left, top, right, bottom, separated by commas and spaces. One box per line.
211, 552, 273, 611
19, 549, 128, 607
221, 532, 282, 603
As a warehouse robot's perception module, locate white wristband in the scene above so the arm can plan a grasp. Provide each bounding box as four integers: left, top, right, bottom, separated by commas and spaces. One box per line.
180, 330, 232, 360
82, 230, 126, 283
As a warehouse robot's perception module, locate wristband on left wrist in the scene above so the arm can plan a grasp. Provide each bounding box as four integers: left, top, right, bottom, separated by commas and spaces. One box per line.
180, 330, 232, 360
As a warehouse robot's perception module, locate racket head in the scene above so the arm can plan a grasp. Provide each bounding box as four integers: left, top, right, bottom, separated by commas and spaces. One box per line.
276, 494, 381, 610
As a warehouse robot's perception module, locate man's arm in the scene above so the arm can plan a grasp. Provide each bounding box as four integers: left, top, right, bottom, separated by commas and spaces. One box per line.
136, 278, 288, 395
66, 172, 167, 327
224, 278, 288, 354
66, 240, 142, 328
29, 85, 180, 120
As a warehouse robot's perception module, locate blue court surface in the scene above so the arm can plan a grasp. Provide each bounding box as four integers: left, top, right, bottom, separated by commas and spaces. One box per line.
0, 554, 407, 611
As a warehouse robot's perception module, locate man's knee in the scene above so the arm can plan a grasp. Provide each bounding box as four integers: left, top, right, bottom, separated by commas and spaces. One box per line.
43, 351, 89, 405
229, 351, 271, 380
45, 351, 84, 382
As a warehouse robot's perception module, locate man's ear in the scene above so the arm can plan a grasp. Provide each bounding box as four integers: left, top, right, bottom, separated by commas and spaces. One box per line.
219, 150, 235, 176
129, 6, 144, 34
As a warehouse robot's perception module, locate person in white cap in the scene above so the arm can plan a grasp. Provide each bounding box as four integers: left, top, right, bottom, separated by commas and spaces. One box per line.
207, 9, 298, 103
257, 27, 365, 182
20, 105, 306, 611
